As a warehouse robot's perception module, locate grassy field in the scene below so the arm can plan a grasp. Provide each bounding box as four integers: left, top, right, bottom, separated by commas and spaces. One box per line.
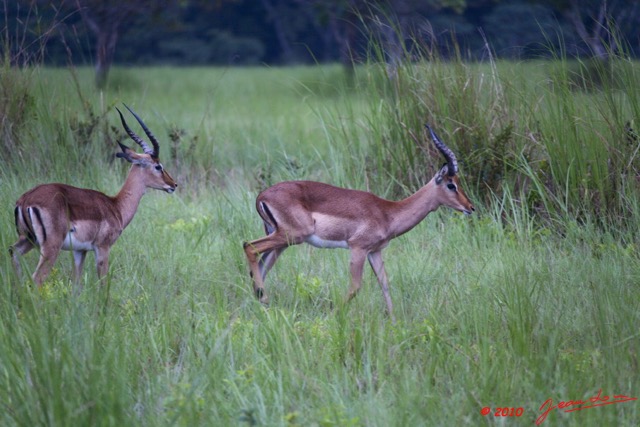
1, 61, 639, 426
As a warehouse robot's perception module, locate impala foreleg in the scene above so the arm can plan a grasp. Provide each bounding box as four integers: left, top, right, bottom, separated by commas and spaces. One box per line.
346, 248, 367, 303
95, 247, 111, 283
72, 250, 87, 286
368, 250, 395, 321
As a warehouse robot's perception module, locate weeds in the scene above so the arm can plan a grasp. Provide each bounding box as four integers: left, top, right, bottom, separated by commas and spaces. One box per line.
0, 59, 35, 153
0, 35, 638, 427
353, 39, 640, 235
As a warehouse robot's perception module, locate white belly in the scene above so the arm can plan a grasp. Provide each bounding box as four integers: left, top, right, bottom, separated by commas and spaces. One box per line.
62, 231, 94, 251
305, 235, 349, 249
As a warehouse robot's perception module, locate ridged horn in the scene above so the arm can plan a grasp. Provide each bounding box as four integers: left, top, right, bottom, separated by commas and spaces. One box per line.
425, 124, 458, 176
117, 105, 159, 158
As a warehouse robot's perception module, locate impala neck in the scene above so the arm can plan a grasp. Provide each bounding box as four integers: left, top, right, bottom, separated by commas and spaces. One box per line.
389, 179, 441, 237
114, 165, 148, 229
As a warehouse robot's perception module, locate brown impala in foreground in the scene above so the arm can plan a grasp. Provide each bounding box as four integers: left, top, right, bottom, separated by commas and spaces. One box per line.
244, 125, 474, 320
10, 105, 177, 286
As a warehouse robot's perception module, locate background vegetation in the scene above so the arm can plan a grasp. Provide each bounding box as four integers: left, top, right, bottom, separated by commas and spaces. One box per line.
6, 0, 640, 87
2, 8, 640, 427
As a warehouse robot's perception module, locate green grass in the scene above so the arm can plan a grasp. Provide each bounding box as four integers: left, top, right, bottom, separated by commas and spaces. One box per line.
1, 62, 639, 426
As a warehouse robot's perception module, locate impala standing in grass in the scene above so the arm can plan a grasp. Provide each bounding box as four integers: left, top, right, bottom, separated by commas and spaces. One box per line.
10, 105, 177, 287
243, 125, 474, 320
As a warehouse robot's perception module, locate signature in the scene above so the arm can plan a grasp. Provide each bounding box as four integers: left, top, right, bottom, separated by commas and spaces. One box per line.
536, 389, 637, 425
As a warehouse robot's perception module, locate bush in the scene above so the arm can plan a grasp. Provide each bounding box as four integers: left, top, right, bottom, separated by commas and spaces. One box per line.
0, 57, 36, 154
355, 35, 640, 232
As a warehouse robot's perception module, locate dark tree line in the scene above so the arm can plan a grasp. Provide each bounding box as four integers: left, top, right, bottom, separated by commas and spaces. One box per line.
3, 0, 640, 87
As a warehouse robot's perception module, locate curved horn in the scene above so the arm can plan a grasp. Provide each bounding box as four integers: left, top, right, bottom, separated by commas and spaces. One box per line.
425, 124, 458, 176
124, 104, 160, 158
116, 107, 156, 157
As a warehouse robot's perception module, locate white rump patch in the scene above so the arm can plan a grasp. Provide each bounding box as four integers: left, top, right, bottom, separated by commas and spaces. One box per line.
27, 207, 46, 245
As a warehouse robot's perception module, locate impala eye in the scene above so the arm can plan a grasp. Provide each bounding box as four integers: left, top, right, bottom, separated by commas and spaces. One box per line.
447, 183, 456, 191
155, 164, 163, 171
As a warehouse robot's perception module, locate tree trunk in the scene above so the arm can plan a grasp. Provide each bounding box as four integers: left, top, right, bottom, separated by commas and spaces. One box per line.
95, 26, 119, 89
567, 0, 609, 59
261, 0, 295, 64
329, 10, 357, 81
81, 6, 123, 89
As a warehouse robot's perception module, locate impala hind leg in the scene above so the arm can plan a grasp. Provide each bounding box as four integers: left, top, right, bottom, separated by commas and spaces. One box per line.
243, 234, 290, 304
9, 236, 35, 279
32, 244, 62, 286
258, 248, 285, 282
244, 239, 269, 304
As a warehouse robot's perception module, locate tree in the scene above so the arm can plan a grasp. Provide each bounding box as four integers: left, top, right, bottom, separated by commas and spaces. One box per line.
80, 0, 245, 87
18, 0, 224, 88
482, 2, 564, 59
12, 0, 167, 88
78, 0, 132, 88
535, 0, 640, 58
296, 0, 470, 77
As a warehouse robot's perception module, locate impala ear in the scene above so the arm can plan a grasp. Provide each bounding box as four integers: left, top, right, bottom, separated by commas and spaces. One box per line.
116, 142, 135, 162
434, 163, 448, 185
116, 142, 148, 165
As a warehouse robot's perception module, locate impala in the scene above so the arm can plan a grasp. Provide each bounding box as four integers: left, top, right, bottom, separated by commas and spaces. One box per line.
243, 125, 474, 320
10, 105, 177, 286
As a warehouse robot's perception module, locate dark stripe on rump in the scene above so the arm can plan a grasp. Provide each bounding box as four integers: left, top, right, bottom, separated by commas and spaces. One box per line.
260, 202, 277, 235
31, 207, 47, 243
14, 207, 19, 234
21, 207, 37, 243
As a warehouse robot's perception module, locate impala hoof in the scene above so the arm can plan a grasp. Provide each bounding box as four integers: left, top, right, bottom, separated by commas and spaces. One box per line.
255, 287, 269, 304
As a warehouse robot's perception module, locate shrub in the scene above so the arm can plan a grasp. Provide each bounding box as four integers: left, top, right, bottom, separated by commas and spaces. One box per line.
0, 58, 36, 153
